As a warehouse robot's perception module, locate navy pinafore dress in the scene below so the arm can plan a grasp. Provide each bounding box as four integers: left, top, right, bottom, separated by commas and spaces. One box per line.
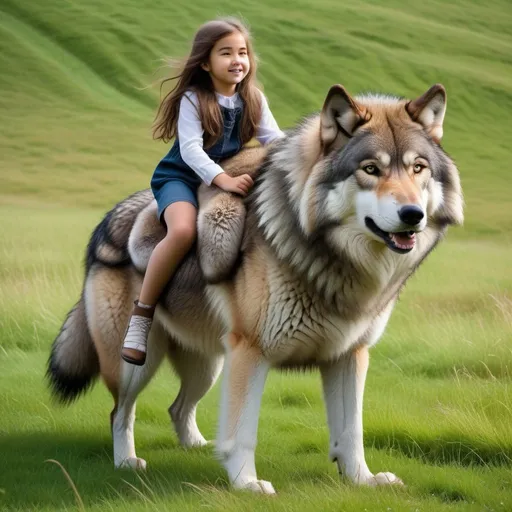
151, 103, 244, 221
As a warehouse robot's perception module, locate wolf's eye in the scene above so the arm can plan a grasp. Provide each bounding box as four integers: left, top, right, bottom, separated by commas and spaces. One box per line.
363, 164, 378, 175
413, 163, 425, 173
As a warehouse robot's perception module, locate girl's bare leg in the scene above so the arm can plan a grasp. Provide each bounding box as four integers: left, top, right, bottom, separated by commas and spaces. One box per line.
121, 202, 197, 365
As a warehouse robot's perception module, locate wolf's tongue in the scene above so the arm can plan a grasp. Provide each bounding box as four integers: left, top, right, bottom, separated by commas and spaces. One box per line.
390, 232, 415, 249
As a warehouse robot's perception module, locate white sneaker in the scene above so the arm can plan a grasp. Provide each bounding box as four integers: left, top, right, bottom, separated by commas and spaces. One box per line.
121, 311, 153, 366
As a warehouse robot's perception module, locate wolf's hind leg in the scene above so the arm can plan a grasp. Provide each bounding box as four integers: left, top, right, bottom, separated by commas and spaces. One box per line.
112, 321, 167, 470
167, 343, 224, 447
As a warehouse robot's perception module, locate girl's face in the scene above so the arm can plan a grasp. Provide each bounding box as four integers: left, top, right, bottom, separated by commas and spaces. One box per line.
202, 31, 250, 96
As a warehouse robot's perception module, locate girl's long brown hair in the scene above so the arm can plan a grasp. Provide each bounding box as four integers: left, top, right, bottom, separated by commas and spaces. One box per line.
153, 17, 262, 148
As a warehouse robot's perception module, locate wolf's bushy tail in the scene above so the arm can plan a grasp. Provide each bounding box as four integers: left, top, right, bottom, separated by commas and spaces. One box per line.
47, 296, 100, 403
47, 190, 154, 402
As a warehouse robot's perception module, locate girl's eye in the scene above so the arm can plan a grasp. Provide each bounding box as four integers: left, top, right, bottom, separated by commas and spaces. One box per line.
363, 164, 378, 175
413, 163, 425, 173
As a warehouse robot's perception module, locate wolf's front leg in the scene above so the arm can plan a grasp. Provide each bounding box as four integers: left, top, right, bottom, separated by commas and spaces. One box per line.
320, 345, 403, 486
216, 334, 274, 494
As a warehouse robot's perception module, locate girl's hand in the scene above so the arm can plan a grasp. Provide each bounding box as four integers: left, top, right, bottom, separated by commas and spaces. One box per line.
212, 173, 254, 196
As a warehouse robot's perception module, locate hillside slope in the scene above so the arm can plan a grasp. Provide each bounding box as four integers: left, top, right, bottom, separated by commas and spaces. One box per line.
1, 0, 511, 236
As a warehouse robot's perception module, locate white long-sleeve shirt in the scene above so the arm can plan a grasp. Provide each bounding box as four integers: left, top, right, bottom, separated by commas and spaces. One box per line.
178, 90, 284, 185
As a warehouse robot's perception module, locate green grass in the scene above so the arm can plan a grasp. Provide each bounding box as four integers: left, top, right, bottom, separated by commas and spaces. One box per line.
1, 0, 511, 510
1, 217, 512, 511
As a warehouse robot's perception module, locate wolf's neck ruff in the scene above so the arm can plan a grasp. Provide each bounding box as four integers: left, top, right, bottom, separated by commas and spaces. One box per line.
251, 132, 389, 317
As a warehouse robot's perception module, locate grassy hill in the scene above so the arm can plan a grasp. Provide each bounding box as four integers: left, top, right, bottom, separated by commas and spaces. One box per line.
0, 1, 511, 511
1, 0, 512, 234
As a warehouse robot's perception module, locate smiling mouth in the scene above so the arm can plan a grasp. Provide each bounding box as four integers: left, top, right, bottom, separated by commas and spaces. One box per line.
365, 217, 417, 254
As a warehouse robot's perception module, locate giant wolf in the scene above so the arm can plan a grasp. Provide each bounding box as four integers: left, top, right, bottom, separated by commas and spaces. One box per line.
48, 83, 463, 493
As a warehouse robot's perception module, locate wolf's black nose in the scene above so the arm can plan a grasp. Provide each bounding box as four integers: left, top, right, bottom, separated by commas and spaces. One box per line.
399, 205, 424, 226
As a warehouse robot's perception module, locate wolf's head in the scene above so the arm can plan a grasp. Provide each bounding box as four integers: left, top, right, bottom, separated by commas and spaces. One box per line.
290, 84, 463, 255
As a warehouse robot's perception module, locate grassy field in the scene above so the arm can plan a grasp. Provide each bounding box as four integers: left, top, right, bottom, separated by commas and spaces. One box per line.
1, 0, 511, 510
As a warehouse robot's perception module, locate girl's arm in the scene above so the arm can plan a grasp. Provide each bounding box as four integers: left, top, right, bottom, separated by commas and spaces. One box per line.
255, 91, 285, 146
178, 92, 225, 186
179, 92, 252, 196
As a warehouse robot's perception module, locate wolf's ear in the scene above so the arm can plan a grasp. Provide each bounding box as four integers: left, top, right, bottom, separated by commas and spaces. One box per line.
321, 85, 369, 154
406, 84, 446, 143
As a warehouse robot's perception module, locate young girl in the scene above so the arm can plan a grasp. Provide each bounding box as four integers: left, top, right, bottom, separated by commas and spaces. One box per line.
121, 17, 284, 365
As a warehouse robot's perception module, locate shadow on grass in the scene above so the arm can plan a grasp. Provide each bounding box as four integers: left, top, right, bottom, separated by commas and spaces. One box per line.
368, 429, 512, 467
1, 426, 510, 509
0, 431, 224, 510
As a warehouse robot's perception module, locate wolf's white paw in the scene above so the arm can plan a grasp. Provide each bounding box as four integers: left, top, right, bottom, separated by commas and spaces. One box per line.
367, 472, 403, 486
181, 435, 209, 448
233, 479, 276, 494
175, 425, 209, 448
169, 406, 209, 449
117, 457, 147, 471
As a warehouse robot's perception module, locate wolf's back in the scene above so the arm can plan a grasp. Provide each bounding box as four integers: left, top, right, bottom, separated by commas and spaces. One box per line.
47, 190, 153, 402
86, 190, 154, 271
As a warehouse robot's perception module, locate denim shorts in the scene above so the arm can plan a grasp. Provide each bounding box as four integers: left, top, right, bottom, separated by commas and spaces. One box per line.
151, 167, 201, 221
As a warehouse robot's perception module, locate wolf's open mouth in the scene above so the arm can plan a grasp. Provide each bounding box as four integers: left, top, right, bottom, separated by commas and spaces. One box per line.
365, 217, 416, 254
